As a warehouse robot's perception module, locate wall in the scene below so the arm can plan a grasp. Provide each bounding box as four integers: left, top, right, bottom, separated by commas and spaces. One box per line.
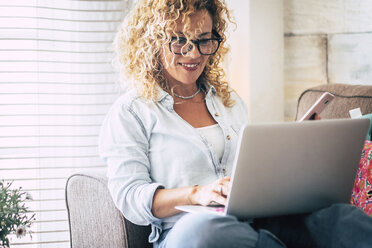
284, 0, 372, 121
227, 0, 284, 123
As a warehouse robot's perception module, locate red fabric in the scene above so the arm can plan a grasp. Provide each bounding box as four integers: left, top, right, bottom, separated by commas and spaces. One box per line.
351, 140, 372, 216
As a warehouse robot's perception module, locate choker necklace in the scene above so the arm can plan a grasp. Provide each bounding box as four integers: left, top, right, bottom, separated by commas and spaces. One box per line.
173, 87, 201, 100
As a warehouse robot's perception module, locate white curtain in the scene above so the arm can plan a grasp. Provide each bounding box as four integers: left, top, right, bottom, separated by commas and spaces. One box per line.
0, 0, 131, 247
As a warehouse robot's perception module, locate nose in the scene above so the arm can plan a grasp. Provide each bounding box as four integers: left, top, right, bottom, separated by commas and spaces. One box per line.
186, 44, 201, 58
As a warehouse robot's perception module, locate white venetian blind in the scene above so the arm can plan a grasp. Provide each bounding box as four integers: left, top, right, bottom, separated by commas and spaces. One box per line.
0, 0, 130, 247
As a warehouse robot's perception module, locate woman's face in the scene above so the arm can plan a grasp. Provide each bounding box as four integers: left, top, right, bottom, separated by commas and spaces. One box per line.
160, 10, 213, 89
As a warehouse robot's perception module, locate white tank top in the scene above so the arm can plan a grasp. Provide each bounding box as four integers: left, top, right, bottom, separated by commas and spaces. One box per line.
197, 124, 225, 162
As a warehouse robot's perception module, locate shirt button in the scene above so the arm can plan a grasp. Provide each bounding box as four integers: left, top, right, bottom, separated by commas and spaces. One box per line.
226, 135, 231, 140
222, 168, 226, 174
214, 113, 219, 117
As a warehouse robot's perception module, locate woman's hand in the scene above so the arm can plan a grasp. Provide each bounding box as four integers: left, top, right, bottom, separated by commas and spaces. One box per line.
188, 177, 231, 206
313, 113, 321, 120
152, 177, 230, 218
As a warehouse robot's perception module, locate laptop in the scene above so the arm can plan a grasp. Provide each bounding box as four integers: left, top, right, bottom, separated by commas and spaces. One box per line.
176, 118, 369, 219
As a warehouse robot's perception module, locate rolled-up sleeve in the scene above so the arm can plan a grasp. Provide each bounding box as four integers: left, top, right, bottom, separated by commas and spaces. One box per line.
98, 101, 164, 241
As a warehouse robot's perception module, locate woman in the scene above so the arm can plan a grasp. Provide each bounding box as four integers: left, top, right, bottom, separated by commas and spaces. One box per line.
99, 0, 372, 247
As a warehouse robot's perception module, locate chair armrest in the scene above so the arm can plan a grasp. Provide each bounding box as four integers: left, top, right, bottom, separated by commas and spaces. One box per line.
65, 171, 152, 248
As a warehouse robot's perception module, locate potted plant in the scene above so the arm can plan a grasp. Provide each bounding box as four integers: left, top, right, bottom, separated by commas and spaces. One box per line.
0, 181, 35, 248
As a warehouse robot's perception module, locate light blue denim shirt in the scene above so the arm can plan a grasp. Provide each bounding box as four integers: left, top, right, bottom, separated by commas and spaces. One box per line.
99, 85, 248, 243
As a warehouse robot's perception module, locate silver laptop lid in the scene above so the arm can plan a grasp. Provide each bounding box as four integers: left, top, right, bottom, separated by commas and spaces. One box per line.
226, 118, 369, 219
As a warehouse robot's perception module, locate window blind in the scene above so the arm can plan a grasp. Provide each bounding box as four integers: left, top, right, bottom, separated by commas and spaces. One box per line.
0, 0, 131, 247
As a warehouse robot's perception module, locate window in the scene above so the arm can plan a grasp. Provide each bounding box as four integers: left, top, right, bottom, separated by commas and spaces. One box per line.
0, 0, 130, 247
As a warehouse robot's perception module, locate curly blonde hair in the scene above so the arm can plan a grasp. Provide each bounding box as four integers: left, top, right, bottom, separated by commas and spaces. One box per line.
115, 0, 234, 106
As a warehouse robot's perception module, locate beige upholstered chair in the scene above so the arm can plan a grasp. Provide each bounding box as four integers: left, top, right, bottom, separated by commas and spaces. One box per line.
66, 172, 152, 248
66, 84, 372, 248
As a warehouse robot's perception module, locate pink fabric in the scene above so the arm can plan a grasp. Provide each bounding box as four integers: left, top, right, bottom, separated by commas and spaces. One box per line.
351, 140, 372, 216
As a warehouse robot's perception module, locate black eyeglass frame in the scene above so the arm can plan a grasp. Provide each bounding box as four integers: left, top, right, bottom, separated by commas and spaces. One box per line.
168, 30, 223, 56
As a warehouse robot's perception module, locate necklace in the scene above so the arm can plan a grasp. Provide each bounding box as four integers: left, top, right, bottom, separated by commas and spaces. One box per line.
173, 87, 201, 100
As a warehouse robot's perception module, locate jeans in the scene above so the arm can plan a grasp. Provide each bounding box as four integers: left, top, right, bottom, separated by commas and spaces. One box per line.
154, 204, 372, 248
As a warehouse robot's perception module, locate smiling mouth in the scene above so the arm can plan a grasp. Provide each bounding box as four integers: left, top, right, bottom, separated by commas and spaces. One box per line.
179, 63, 199, 68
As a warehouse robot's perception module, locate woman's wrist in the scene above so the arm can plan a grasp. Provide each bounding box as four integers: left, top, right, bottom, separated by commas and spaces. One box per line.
187, 185, 199, 205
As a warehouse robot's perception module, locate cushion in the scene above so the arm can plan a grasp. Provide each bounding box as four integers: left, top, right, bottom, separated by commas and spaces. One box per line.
351, 140, 372, 216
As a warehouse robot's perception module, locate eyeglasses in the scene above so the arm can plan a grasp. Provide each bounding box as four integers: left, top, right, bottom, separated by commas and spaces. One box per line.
169, 30, 223, 56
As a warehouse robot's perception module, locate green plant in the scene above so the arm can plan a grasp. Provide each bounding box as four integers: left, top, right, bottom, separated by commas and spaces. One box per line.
0, 181, 35, 247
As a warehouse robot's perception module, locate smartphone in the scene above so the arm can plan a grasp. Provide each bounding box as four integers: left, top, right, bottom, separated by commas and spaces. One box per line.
298, 92, 335, 122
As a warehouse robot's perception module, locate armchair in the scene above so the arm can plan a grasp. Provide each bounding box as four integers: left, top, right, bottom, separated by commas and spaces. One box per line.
66, 84, 372, 248
65, 172, 152, 248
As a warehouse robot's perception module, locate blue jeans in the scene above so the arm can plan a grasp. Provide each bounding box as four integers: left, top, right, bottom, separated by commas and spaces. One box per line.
154, 204, 372, 248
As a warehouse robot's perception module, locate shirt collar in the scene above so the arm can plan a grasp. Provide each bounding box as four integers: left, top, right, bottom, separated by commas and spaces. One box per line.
204, 84, 217, 98
155, 86, 171, 103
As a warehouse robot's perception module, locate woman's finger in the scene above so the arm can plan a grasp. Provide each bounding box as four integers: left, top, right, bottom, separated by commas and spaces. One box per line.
213, 184, 223, 195
218, 176, 230, 184
221, 184, 229, 196
212, 192, 227, 206
219, 177, 231, 196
